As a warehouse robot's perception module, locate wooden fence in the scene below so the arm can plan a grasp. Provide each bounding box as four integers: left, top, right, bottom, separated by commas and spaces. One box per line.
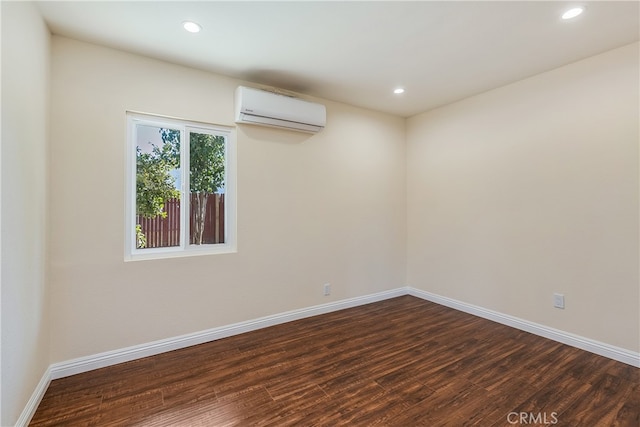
136, 193, 225, 248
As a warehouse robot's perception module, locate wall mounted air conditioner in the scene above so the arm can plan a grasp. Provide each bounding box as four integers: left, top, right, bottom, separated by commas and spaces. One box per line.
235, 86, 326, 133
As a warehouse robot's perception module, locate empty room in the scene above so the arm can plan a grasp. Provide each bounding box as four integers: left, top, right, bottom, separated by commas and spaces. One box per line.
2, 1, 638, 426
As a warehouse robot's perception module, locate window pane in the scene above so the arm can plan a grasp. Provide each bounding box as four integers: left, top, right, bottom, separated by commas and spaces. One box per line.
135, 125, 181, 249
189, 132, 226, 245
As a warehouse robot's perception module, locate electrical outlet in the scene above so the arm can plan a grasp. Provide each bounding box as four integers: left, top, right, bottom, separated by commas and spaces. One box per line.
553, 293, 565, 309
323, 283, 331, 296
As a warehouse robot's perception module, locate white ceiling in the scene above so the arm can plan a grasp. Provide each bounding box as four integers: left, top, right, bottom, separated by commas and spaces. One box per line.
36, 1, 639, 117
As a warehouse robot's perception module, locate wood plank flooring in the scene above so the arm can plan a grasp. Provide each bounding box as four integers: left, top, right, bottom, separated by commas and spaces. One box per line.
30, 296, 639, 426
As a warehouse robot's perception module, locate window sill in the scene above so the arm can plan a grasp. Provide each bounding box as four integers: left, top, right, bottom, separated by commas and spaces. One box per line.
125, 243, 237, 262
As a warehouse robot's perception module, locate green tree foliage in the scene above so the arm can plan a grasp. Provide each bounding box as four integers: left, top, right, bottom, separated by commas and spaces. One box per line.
135, 224, 147, 249
189, 133, 225, 194
135, 133, 180, 219
159, 129, 181, 167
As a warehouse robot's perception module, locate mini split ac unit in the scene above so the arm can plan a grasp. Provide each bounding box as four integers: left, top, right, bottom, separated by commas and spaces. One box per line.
235, 86, 326, 133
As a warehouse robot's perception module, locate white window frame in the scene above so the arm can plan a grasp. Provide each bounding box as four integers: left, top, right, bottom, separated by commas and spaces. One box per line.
125, 112, 237, 261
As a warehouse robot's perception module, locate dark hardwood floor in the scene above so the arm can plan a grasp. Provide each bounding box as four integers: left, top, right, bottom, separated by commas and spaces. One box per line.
30, 296, 639, 426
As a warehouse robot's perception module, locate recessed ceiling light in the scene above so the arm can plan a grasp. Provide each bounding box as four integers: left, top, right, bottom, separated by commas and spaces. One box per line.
183, 21, 202, 33
562, 7, 584, 20
394, 88, 405, 94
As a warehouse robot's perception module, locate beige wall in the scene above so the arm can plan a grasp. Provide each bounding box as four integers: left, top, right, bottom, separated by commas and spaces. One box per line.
407, 43, 639, 352
49, 36, 407, 363
1, 2, 51, 425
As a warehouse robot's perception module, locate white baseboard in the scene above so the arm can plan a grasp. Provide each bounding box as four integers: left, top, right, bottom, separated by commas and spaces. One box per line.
13, 288, 401, 425
15, 366, 51, 427
407, 287, 640, 368
50, 287, 406, 380
42, 285, 640, 380
19, 285, 639, 426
